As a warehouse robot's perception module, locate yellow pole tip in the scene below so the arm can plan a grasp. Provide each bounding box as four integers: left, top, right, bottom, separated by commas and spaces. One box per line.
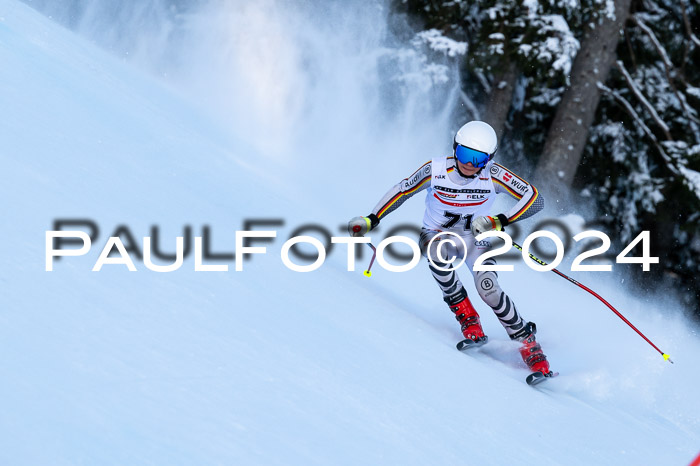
663, 353, 673, 363
363, 270, 372, 277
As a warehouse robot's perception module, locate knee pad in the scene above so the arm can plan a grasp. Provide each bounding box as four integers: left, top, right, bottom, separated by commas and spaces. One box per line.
474, 271, 503, 308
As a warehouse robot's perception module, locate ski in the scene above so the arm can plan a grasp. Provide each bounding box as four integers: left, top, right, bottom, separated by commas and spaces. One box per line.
525, 370, 559, 386
456, 336, 489, 351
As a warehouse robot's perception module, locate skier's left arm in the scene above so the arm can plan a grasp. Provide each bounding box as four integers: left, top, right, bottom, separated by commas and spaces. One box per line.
471, 163, 544, 235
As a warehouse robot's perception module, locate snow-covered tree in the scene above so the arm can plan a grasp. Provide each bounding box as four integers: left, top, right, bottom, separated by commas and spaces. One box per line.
393, 0, 700, 313
579, 0, 700, 309
535, 0, 633, 194
392, 0, 604, 167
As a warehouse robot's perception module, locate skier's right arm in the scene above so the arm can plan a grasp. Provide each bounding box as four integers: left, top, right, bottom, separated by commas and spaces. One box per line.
348, 161, 432, 237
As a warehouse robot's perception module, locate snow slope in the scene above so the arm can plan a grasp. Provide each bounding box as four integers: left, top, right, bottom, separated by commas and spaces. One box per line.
1, 1, 699, 464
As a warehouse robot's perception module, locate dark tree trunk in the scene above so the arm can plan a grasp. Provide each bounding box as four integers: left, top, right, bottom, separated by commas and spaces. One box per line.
483, 61, 518, 142
536, 0, 633, 202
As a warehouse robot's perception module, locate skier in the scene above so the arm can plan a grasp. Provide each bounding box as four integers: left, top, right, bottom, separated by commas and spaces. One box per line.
348, 121, 553, 378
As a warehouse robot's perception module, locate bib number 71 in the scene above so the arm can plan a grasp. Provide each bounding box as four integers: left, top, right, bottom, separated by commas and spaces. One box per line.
442, 211, 473, 231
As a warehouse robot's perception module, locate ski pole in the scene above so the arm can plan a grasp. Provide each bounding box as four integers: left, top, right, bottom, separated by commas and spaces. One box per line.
512, 240, 673, 364
352, 225, 377, 277
363, 242, 377, 277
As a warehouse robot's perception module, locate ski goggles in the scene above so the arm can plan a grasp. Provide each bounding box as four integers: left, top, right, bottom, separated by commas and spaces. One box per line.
453, 143, 492, 168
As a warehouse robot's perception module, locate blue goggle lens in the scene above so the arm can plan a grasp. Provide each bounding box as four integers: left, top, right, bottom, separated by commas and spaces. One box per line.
454, 144, 491, 168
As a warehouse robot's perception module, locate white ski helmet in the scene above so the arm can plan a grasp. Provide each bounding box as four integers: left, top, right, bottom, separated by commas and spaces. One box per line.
453, 121, 498, 168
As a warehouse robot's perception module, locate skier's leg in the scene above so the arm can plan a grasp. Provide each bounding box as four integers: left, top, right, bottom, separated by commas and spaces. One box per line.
464, 237, 525, 338
420, 229, 485, 342
464, 238, 551, 372
510, 322, 551, 374
420, 230, 465, 298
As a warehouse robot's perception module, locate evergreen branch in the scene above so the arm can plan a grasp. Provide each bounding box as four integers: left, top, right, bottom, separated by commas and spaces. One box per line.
682, 2, 700, 48
597, 82, 679, 176
615, 60, 673, 141
633, 14, 700, 130
632, 15, 674, 77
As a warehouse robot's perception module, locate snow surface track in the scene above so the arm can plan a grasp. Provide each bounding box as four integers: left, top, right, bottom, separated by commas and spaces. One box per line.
1, 1, 699, 464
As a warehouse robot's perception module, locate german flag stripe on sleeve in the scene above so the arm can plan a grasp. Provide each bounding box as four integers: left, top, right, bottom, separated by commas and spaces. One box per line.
508, 185, 539, 223
493, 178, 523, 199
377, 176, 430, 218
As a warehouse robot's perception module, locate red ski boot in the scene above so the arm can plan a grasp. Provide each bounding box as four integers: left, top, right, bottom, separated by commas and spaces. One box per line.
446, 288, 488, 350
511, 322, 551, 375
